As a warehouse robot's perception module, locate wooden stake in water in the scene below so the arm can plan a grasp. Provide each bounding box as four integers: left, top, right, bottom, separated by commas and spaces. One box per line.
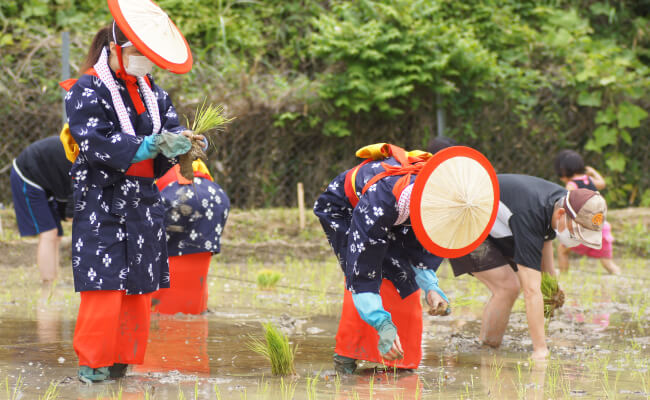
297, 182, 305, 231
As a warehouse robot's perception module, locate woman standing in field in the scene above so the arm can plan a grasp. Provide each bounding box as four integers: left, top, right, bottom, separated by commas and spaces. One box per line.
63, 0, 204, 383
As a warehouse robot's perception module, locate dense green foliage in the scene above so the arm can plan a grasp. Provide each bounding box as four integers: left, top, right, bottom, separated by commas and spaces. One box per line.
0, 0, 648, 207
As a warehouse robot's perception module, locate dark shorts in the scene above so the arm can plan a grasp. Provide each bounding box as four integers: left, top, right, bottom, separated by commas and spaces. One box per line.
10, 165, 63, 237
449, 239, 517, 277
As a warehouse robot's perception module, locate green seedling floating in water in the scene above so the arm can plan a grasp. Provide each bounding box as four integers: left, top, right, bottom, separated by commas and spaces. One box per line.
256, 269, 282, 289
247, 322, 297, 376
541, 272, 565, 318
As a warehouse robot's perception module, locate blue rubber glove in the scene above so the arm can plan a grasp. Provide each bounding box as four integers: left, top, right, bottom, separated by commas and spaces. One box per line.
352, 292, 402, 357
132, 135, 159, 163
377, 319, 399, 355
156, 131, 192, 158
411, 265, 449, 303
352, 292, 391, 330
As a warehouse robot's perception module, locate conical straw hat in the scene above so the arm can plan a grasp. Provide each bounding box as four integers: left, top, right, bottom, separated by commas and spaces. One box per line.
108, 0, 192, 74
410, 146, 499, 258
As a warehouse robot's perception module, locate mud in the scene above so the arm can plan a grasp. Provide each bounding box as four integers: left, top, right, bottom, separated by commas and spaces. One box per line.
0, 209, 648, 399
179, 140, 208, 181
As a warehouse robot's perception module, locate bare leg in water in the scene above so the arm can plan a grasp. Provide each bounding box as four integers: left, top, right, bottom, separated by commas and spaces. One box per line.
38, 228, 60, 300
473, 265, 521, 347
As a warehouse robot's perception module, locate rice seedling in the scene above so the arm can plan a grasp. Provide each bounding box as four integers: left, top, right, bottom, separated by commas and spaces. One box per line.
306, 372, 319, 400
214, 383, 223, 400
38, 381, 60, 400
187, 100, 232, 137
280, 377, 297, 400
256, 269, 282, 290
180, 99, 233, 180
248, 322, 297, 376
541, 272, 564, 318
4, 375, 23, 400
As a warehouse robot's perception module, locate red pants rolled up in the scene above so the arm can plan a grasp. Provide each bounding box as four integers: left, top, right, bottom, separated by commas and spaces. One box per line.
335, 279, 423, 369
73, 290, 152, 368
151, 252, 212, 315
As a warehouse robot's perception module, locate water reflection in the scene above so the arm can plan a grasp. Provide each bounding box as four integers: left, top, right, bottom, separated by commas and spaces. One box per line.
133, 314, 210, 376
477, 353, 547, 400
336, 370, 422, 400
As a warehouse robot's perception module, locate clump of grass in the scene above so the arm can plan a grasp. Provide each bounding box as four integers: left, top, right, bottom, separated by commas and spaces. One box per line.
541, 272, 565, 318
256, 269, 282, 289
248, 322, 297, 376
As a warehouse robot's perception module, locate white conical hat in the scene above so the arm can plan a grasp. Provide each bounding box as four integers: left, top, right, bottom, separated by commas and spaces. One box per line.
108, 0, 192, 74
410, 146, 499, 258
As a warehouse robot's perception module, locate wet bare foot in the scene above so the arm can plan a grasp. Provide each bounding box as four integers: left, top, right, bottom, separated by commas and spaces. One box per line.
531, 348, 549, 361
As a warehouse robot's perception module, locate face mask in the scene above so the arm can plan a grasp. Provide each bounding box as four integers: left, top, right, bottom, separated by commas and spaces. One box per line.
125, 55, 154, 77
554, 215, 582, 247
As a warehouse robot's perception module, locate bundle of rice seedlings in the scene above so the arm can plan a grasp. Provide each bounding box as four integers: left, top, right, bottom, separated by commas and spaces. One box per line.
256, 269, 282, 289
188, 101, 232, 136
541, 272, 565, 318
247, 322, 297, 376
179, 100, 233, 180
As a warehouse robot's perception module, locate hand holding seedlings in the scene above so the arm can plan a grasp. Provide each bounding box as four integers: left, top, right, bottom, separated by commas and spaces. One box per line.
179, 101, 233, 180
427, 290, 450, 316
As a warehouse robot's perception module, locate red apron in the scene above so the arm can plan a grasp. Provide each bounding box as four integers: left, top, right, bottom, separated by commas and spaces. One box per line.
335, 279, 423, 369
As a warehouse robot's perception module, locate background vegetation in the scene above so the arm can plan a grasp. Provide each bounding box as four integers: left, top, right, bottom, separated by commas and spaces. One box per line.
0, 0, 648, 208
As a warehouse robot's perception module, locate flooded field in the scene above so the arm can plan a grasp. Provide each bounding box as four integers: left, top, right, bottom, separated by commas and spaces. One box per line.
0, 208, 647, 399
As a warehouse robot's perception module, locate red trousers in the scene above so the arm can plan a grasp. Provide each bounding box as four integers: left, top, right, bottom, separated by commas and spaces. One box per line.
73, 290, 152, 368
151, 252, 212, 315
335, 280, 423, 369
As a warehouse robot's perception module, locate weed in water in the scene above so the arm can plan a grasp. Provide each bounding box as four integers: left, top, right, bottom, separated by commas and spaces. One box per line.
248, 322, 297, 376
256, 269, 282, 289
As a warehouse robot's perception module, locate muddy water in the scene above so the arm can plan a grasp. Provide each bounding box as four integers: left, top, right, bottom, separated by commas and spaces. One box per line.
0, 258, 648, 399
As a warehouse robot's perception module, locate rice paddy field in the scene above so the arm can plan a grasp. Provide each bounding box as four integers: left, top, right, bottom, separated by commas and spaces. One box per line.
0, 207, 647, 399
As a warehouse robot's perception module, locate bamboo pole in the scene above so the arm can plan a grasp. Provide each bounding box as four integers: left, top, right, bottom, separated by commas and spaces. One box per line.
297, 182, 305, 231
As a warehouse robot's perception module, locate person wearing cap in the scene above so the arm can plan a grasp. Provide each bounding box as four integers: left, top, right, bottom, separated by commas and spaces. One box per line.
151, 160, 230, 315
313, 143, 497, 373
10, 136, 73, 296
448, 174, 607, 360
63, 0, 201, 383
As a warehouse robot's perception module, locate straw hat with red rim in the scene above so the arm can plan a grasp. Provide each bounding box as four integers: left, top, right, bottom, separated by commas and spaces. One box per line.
410, 146, 500, 258
108, 0, 192, 74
